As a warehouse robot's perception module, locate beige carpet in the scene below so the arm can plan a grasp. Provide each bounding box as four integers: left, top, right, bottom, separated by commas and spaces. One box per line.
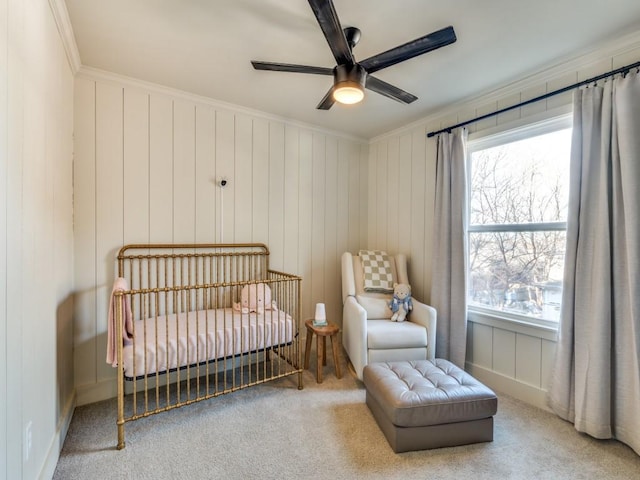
54, 366, 640, 480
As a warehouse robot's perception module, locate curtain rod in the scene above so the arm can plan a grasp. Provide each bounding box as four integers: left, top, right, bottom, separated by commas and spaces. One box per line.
426, 59, 640, 138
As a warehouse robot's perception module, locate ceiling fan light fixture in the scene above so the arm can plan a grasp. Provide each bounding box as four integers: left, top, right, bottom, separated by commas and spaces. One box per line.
333, 82, 364, 104
333, 64, 366, 105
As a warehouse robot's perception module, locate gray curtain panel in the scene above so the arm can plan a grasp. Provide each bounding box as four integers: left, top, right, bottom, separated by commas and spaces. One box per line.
431, 129, 468, 367
548, 72, 640, 455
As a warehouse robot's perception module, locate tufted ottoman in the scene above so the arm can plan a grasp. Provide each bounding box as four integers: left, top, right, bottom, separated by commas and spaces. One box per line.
363, 359, 498, 453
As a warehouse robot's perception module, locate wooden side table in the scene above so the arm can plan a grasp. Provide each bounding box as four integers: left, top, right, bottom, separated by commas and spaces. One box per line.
304, 319, 342, 383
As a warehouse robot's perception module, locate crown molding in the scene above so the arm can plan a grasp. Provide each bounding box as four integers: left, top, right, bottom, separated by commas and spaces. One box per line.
49, 0, 81, 73
370, 27, 640, 143
76, 65, 368, 144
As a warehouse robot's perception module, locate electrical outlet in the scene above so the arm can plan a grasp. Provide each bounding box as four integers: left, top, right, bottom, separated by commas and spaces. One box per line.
24, 421, 32, 461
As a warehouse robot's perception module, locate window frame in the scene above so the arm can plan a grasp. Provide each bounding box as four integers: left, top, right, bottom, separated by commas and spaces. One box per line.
465, 113, 573, 330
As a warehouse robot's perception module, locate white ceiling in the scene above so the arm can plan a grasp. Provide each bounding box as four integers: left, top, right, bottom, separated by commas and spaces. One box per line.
64, 0, 640, 139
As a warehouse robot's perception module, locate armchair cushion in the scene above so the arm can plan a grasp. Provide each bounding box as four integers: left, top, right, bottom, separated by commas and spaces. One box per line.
356, 295, 392, 319
367, 320, 428, 349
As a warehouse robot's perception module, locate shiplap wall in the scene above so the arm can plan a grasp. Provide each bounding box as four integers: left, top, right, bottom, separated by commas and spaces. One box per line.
367, 129, 434, 302
1, 0, 75, 478
73, 71, 369, 404
368, 35, 640, 409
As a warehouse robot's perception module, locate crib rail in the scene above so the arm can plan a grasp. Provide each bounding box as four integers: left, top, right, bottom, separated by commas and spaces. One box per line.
113, 243, 302, 449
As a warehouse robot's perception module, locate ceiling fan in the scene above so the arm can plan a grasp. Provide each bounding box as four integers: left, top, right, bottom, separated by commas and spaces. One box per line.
251, 0, 457, 110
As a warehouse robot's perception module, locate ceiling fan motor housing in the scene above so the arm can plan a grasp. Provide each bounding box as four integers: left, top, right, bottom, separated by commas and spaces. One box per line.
334, 64, 366, 89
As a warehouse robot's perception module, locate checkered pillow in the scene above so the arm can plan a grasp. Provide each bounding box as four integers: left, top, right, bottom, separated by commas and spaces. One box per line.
359, 250, 395, 293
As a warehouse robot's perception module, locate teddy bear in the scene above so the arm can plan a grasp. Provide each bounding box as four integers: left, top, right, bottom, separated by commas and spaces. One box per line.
388, 283, 413, 322
233, 283, 277, 314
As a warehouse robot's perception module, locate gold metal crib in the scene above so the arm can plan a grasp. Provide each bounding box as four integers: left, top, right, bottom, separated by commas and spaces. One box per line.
112, 243, 302, 449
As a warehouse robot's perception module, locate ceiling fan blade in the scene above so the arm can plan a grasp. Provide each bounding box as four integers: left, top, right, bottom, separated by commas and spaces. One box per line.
316, 87, 336, 110
365, 75, 418, 104
307, 0, 354, 66
360, 26, 456, 74
251, 61, 334, 76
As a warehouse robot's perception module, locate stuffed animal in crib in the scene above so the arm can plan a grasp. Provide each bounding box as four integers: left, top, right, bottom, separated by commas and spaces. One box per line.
234, 283, 277, 314
388, 283, 413, 322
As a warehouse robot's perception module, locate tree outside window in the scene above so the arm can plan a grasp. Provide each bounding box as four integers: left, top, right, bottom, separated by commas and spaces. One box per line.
467, 126, 571, 324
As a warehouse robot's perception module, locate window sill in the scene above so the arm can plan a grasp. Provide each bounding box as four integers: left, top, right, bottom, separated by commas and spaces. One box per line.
467, 307, 558, 341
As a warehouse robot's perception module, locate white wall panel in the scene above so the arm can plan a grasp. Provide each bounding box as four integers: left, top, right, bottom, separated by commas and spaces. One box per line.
358, 145, 368, 249
366, 144, 377, 247
520, 84, 547, 118
540, 338, 556, 392
311, 133, 326, 308
386, 136, 399, 255
375, 140, 388, 250
411, 127, 429, 301
73, 77, 96, 388
496, 93, 521, 125
95, 82, 124, 382
173, 100, 196, 244
251, 118, 269, 245
545, 71, 577, 110
233, 114, 252, 242
195, 105, 215, 243
268, 122, 285, 269
54, 59, 75, 446
516, 333, 542, 387
465, 322, 474, 360
347, 142, 361, 252
324, 137, 339, 323
2, 0, 74, 476
216, 110, 235, 244
0, 1, 8, 473
492, 329, 516, 378
4, 0, 23, 470
298, 130, 313, 320
336, 140, 349, 270
149, 94, 174, 243
397, 134, 412, 255
577, 58, 613, 82
474, 101, 498, 132
283, 125, 300, 275
472, 323, 493, 369
123, 88, 150, 244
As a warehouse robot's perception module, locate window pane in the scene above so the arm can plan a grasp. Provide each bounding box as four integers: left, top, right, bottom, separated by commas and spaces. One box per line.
468, 125, 571, 325
469, 231, 566, 321
470, 129, 571, 226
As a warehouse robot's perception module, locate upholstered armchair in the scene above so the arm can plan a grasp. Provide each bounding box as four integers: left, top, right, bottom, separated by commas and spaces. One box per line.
341, 251, 437, 380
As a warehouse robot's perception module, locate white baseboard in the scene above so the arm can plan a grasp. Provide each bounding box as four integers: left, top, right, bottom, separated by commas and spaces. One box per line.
466, 362, 552, 412
39, 392, 76, 480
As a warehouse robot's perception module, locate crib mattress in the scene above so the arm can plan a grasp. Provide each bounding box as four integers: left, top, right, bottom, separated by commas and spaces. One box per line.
123, 307, 293, 378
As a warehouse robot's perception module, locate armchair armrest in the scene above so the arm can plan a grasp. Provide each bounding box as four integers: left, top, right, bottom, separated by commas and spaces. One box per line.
342, 296, 368, 380
408, 300, 437, 360
341, 252, 356, 303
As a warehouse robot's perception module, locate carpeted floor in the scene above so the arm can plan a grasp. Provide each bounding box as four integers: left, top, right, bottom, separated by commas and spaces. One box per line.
54, 366, 640, 480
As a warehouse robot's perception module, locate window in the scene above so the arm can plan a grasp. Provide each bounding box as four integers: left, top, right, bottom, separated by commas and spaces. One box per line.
467, 116, 572, 327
